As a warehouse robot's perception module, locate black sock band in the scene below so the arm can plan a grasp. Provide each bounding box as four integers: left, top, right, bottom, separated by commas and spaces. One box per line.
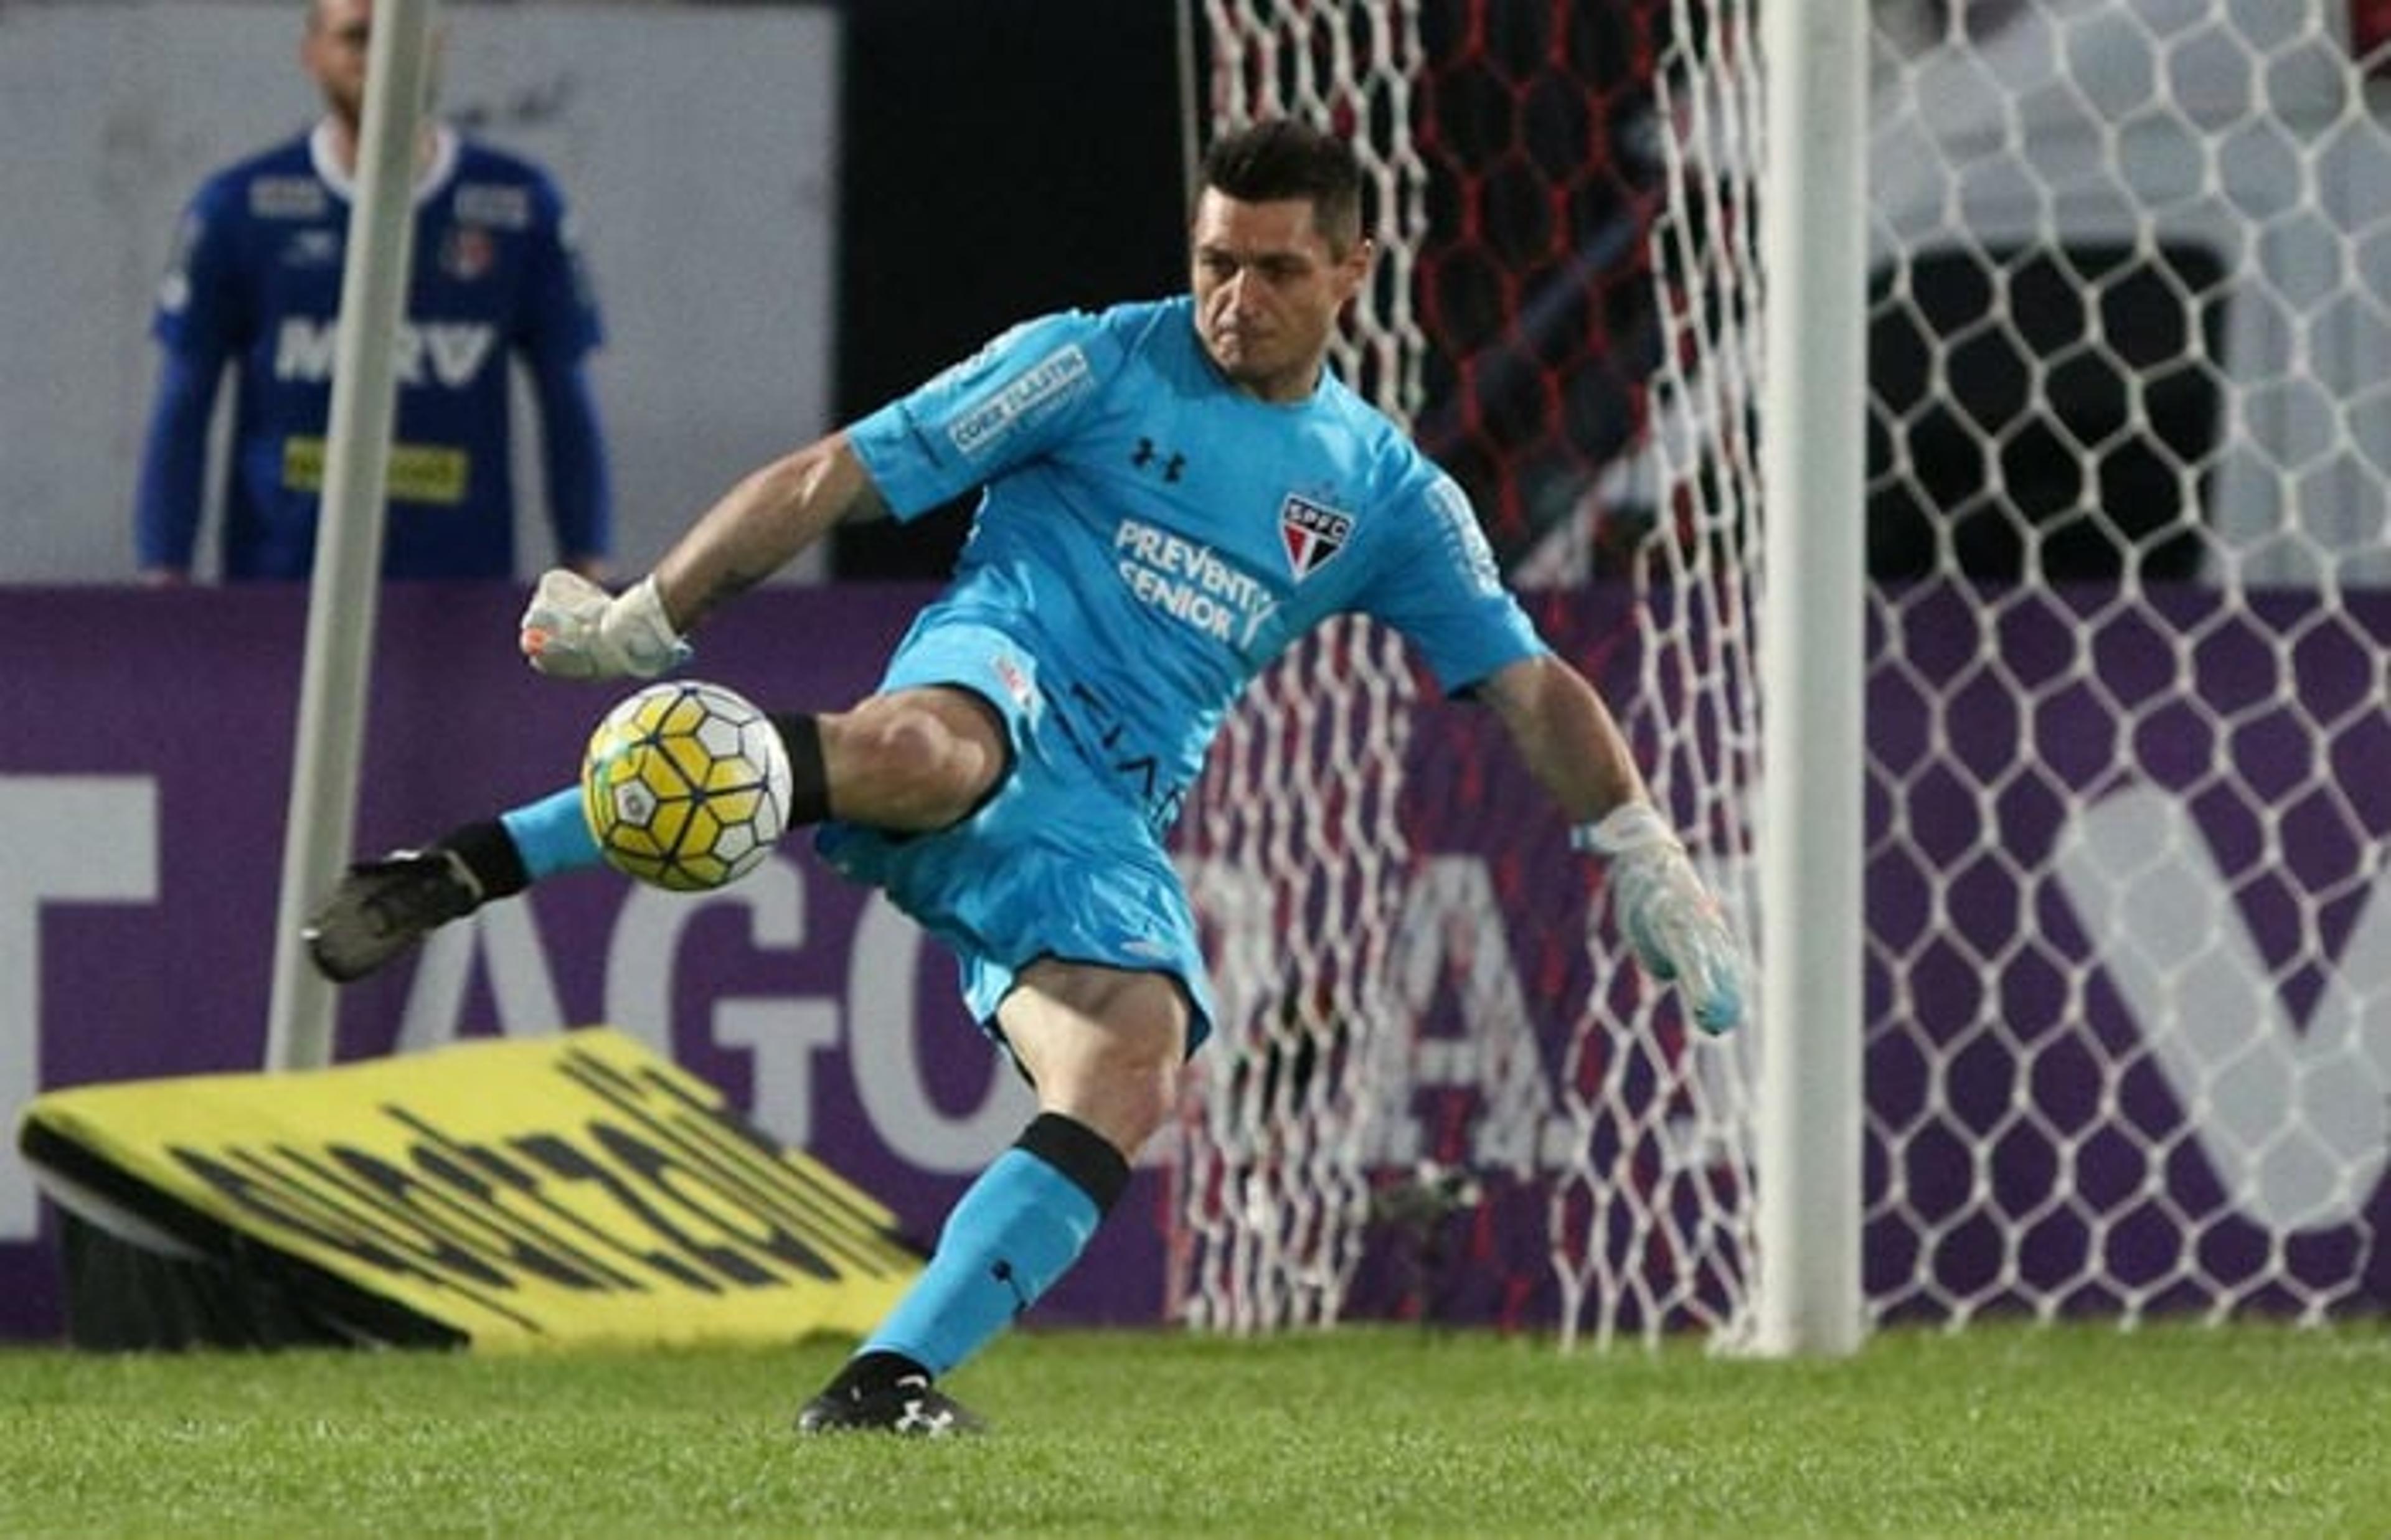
438, 819, 529, 899
1016, 1112, 1131, 1215
768, 712, 832, 825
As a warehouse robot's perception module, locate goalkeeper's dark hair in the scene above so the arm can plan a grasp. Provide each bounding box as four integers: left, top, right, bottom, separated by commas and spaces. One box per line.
1200, 119, 1365, 255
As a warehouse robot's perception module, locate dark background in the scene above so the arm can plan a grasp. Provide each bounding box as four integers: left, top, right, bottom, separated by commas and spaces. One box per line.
829, 0, 1188, 576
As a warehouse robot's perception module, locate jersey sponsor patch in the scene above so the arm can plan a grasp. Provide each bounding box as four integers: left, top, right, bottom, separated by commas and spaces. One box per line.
948, 344, 1092, 459
454, 182, 532, 230
989, 652, 1037, 712
284, 436, 471, 504
1278, 494, 1355, 580
1427, 474, 1502, 596
1114, 517, 1277, 646
249, 176, 328, 220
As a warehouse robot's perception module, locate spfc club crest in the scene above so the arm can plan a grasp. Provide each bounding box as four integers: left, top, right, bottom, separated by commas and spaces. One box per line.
1279, 494, 1354, 580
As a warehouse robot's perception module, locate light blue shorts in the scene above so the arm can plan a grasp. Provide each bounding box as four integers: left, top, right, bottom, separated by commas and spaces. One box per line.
813, 616, 1216, 1053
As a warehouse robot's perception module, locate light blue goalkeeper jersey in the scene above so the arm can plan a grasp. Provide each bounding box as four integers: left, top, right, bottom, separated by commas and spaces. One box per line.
846, 297, 1546, 834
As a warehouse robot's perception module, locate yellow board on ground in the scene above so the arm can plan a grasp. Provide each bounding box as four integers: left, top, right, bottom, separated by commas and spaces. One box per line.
18, 1028, 920, 1351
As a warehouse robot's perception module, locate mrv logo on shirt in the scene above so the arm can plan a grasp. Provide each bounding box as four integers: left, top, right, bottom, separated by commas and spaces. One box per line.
274, 317, 499, 390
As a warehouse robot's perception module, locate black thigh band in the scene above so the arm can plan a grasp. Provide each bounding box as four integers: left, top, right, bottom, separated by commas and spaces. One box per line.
1016, 1112, 1130, 1214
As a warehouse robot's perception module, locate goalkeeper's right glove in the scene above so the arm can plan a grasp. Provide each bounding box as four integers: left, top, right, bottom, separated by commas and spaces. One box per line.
519, 569, 692, 680
1575, 802, 1747, 1036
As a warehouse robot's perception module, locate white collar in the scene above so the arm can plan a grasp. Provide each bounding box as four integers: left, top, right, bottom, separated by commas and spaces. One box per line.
308, 119, 459, 206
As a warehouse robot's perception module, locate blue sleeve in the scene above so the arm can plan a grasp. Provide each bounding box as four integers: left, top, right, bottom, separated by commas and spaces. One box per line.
520, 175, 603, 360
1359, 470, 1548, 695
529, 351, 611, 566
151, 180, 245, 362
133, 339, 225, 576
846, 311, 1115, 520
514, 173, 608, 565
137, 178, 246, 575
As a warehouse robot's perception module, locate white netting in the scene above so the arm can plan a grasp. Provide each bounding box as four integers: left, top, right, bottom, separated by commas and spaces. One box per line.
1862, 0, 2390, 1324
1172, 0, 1766, 1345
1175, 0, 2390, 1342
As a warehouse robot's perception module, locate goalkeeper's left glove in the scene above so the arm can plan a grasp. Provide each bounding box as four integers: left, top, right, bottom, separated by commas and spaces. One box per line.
519, 569, 692, 680
1575, 802, 1747, 1036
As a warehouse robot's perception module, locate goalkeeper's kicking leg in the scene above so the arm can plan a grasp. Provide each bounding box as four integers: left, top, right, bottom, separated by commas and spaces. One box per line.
308, 673, 1188, 1438
302, 687, 989, 981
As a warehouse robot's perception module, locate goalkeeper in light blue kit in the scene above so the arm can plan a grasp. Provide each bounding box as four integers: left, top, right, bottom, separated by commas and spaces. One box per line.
307, 120, 1745, 1435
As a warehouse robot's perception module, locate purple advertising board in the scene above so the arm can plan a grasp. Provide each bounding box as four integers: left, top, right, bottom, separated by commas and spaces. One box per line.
2, 583, 2385, 1341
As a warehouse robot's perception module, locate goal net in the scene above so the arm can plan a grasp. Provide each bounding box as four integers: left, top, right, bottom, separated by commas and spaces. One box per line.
1172, 0, 1765, 1345
1172, 0, 2390, 1343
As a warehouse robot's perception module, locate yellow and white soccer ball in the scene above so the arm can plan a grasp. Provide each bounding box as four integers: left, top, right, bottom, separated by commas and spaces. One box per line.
580, 680, 793, 891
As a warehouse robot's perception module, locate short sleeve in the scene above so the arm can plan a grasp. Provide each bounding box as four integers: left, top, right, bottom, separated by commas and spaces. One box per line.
1357, 470, 1547, 694
846, 310, 1115, 521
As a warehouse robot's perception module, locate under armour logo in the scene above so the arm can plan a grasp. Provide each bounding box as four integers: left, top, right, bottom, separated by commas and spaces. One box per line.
1131, 436, 1186, 482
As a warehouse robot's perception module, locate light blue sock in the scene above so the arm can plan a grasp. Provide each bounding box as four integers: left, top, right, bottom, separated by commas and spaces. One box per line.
865, 1148, 1105, 1376
498, 785, 601, 880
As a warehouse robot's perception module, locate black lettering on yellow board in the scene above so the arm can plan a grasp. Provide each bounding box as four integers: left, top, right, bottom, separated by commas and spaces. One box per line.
222, 1145, 508, 1290
504, 1134, 772, 1291
382, 1109, 691, 1292
589, 1106, 890, 1279
389, 1127, 647, 1294
319, 1143, 612, 1294
588, 1124, 837, 1283
555, 1056, 907, 1279
251, 1140, 550, 1294
174, 1147, 544, 1333
555, 1051, 918, 1278
192, 1110, 877, 1308
397, 1141, 638, 1291
29, 1031, 919, 1348
392, 1119, 707, 1291
412, 1094, 856, 1295
613, 1058, 911, 1247
386, 1106, 809, 1297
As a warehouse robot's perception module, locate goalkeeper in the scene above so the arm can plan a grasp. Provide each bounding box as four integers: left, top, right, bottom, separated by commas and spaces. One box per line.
306, 118, 1744, 1436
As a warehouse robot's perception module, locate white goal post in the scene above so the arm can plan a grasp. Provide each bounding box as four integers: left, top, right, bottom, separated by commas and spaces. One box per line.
1754, 0, 1867, 1357
265, 0, 442, 1074
1174, 0, 2391, 1348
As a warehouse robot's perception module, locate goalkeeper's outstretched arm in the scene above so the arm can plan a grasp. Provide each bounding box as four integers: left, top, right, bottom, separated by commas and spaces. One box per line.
649, 431, 890, 631
1480, 653, 1747, 1035
518, 431, 890, 679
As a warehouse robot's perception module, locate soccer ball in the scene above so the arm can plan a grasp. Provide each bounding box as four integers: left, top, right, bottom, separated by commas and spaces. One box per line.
580, 680, 793, 891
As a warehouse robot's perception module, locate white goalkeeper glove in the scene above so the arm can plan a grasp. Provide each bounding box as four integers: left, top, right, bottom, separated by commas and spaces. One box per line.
519, 570, 692, 680
1575, 802, 1747, 1036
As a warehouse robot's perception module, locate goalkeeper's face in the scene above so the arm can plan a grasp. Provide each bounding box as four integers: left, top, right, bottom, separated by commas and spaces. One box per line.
1190, 189, 1371, 405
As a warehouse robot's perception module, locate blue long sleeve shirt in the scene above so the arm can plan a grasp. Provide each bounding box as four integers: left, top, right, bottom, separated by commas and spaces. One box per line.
134, 121, 610, 580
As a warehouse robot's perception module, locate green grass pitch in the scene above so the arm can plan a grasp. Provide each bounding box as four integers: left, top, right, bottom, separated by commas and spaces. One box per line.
2, 1320, 2384, 1536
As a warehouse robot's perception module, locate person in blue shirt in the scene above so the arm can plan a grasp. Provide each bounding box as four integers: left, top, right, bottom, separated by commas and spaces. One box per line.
133, 0, 611, 583
306, 118, 1743, 1434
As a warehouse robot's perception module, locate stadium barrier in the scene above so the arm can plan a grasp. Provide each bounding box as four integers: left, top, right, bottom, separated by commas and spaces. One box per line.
2, 584, 2386, 1341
